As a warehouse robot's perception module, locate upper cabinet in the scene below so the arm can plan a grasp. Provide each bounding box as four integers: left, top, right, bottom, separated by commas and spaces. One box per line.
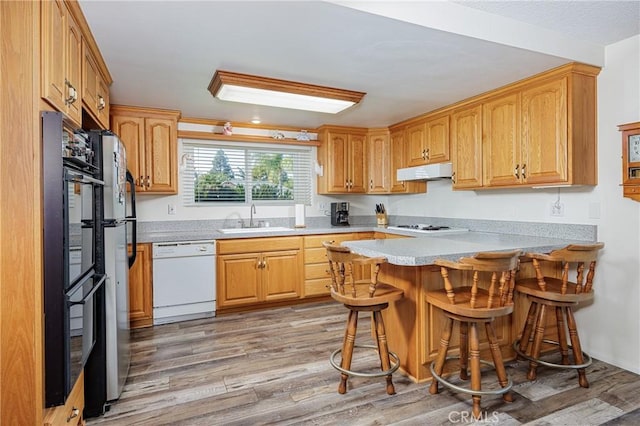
367, 130, 391, 193
448, 63, 600, 190
389, 128, 426, 193
406, 114, 450, 166
111, 105, 181, 194
317, 126, 367, 194
82, 40, 110, 129
41, 0, 82, 126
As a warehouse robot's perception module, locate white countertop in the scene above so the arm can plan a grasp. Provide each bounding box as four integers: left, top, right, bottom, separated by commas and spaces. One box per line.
341, 232, 590, 266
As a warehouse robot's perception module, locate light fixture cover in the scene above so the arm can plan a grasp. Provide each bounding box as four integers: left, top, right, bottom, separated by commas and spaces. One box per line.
208, 70, 365, 114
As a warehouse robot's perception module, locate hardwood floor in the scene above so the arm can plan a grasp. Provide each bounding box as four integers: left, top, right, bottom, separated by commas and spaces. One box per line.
86, 301, 640, 425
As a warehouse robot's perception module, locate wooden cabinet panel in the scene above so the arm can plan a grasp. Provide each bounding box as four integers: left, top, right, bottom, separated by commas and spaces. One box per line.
263, 250, 302, 301
82, 40, 110, 129
218, 253, 261, 307
129, 243, 153, 329
406, 121, 427, 166
483, 93, 520, 187
40, 0, 82, 126
389, 129, 426, 193
426, 115, 450, 163
451, 104, 483, 189
325, 132, 349, 193
348, 133, 367, 193
110, 105, 180, 194
43, 371, 84, 426
521, 77, 568, 185
367, 131, 390, 193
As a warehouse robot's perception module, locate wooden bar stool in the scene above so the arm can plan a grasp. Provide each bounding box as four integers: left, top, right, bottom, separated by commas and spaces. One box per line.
513, 243, 604, 388
323, 242, 404, 395
426, 250, 522, 419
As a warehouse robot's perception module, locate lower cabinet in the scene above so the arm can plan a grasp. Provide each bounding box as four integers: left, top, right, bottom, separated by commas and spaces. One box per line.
43, 371, 84, 426
129, 243, 153, 329
217, 237, 303, 310
303, 233, 355, 297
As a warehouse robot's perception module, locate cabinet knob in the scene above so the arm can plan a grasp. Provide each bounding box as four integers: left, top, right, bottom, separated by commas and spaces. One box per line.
67, 407, 80, 422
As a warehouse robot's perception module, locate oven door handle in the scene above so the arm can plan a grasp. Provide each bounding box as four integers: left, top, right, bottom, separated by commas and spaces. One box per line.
66, 170, 105, 186
68, 274, 106, 306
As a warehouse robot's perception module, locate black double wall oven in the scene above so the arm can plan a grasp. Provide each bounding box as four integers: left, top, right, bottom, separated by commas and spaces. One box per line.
43, 111, 106, 407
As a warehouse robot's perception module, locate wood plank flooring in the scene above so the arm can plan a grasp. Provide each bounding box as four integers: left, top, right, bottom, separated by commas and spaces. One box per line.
86, 301, 640, 425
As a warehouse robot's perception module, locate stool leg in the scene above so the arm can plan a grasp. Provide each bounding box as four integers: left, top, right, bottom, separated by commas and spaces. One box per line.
429, 316, 454, 395
566, 308, 589, 388
459, 322, 469, 380
485, 321, 513, 403
339, 309, 358, 394
518, 301, 538, 357
373, 310, 395, 395
556, 307, 569, 365
527, 304, 547, 381
469, 322, 482, 419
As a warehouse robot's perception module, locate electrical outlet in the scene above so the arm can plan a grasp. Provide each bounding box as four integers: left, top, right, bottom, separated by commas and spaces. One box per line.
168, 204, 176, 215
550, 202, 564, 217
318, 202, 327, 211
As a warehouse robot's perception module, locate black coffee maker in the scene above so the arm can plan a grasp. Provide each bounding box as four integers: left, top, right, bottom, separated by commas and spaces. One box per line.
330, 202, 350, 226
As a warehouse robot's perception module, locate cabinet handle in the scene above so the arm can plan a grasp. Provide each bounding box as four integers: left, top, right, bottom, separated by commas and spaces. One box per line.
514, 164, 519, 179
97, 95, 106, 111
425, 148, 429, 160
370, 179, 373, 189
145, 176, 151, 188
139, 175, 145, 187
451, 171, 456, 184
67, 407, 80, 422
521, 164, 526, 179
65, 80, 77, 105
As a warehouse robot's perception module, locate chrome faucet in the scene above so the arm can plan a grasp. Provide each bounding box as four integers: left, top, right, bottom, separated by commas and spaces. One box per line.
249, 203, 257, 228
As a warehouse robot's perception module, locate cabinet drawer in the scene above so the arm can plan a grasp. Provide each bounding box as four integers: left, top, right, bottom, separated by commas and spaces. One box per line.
218, 236, 302, 255
305, 263, 331, 280
304, 233, 354, 248
305, 278, 332, 296
305, 247, 328, 264
43, 371, 84, 426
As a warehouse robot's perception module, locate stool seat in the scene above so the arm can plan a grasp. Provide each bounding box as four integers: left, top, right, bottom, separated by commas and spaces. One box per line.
323, 241, 404, 396
514, 243, 604, 389
426, 249, 522, 420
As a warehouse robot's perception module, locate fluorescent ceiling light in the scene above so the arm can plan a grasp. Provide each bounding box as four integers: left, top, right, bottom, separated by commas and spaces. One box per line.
208, 70, 365, 114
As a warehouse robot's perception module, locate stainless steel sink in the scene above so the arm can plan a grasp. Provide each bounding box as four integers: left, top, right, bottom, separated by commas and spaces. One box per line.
217, 226, 293, 234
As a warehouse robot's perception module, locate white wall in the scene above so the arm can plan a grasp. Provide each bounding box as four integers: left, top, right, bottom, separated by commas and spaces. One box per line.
388, 35, 640, 373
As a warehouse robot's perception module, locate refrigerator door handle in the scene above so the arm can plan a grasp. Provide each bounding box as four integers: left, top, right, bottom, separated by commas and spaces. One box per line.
126, 170, 137, 269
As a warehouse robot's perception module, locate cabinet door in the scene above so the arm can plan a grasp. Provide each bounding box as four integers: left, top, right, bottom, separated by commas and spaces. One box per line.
367, 132, 390, 193
521, 78, 568, 184
406, 122, 427, 166
348, 133, 367, 193
96, 76, 110, 129
65, 11, 82, 125
262, 250, 302, 301
129, 243, 153, 329
41, 0, 67, 114
483, 94, 521, 187
111, 115, 145, 189
325, 132, 349, 192
145, 117, 177, 193
451, 105, 483, 189
218, 253, 261, 307
425, 115, 450, 164
82, 43, 99, 118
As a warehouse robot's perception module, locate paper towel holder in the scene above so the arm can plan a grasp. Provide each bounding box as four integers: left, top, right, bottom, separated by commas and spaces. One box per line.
294, 203, 306, 228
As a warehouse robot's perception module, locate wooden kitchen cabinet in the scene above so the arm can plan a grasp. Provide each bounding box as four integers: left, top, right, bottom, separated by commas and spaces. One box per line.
317, 126, 367, 194
406, 114, 450, 166
450, 103, 483, 189
129, 243, 153, 329
43, 371, 84, 426
389, 129, 427, 193
367, 129, 391, 193
40, 0, 82, 126
217, 237, 303, 310
111, 105, 181, 194
82, 39, 110, 129
482, 92, 520, 187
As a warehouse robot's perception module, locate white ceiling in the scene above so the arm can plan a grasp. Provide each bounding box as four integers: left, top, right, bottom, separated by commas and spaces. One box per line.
79, 1, 640, 129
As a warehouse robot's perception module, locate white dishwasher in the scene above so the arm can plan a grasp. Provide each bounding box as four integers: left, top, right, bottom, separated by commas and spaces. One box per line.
152, 240, 216, 325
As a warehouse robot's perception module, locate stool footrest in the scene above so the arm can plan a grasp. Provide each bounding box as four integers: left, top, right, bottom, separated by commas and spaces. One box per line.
430, 357, 513, 396
513, 339, 592, 370
330, 344, 400, 378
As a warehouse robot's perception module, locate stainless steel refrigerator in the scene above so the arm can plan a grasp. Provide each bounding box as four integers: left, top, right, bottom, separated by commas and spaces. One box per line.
101, 133, 133, 402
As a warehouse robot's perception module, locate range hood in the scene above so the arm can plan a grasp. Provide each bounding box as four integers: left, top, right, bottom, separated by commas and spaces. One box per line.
396, 162, 453, 181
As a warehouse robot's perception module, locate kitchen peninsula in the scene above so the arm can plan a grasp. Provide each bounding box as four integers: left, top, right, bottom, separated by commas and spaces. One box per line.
341, 231, 598, 382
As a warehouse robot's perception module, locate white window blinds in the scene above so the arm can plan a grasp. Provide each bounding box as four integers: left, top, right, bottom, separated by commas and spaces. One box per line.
182, 140, 312, 206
